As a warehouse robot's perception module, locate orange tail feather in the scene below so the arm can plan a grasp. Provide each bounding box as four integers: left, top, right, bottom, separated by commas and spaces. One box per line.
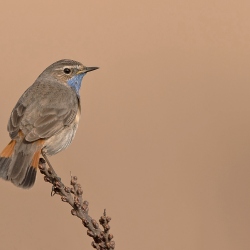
0, 140, 16, 158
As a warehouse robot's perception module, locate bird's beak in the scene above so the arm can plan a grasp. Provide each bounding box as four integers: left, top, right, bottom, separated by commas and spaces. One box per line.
77, 67, 99, 75
85, 66, 99, 73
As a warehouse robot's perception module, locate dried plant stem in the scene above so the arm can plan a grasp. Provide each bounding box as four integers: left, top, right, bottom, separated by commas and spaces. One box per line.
38, 158, 115, 250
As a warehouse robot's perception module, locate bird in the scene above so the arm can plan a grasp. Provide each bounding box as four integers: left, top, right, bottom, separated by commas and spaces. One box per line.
0, 59, 98, 189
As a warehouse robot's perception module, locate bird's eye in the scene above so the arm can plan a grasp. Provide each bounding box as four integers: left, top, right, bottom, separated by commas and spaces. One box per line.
64, 68, 71, 74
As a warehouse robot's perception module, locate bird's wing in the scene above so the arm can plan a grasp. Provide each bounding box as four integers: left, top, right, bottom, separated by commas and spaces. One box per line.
7, 81, 79, 142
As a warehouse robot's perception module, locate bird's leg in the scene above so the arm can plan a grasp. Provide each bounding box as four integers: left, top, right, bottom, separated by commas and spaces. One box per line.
41, 149, 55, 174
41, 149, 62, 196
41, 149, 61, 182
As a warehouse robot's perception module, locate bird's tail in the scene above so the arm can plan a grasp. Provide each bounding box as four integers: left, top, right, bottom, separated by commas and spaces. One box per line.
0, 139, 43, 189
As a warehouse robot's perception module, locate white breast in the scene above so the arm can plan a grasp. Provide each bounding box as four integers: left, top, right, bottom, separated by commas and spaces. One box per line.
44, 108, 81, 156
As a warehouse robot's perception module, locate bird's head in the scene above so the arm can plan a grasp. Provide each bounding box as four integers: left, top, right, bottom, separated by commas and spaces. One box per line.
39, 59, 98, 96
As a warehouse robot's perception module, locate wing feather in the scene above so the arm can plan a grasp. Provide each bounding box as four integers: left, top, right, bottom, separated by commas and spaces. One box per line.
7, 81, 79, 142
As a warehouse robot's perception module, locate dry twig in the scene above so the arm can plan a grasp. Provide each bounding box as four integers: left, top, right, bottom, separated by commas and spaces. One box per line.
38, 158, 115, 250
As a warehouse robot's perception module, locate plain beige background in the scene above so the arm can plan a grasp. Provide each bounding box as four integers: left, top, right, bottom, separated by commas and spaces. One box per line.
0, 1, 250, 249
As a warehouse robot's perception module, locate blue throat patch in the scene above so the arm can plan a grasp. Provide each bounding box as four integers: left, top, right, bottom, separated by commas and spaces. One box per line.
67, 73, 86, 96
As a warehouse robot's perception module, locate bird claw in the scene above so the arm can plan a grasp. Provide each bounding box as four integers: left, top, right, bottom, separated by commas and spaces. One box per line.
51, 186, 56, 196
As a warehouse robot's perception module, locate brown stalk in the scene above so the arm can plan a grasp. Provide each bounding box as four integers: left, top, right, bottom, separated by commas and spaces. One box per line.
38, 158, 115, 250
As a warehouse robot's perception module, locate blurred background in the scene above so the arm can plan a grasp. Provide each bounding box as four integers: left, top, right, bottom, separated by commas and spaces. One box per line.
0, 1, 250, 249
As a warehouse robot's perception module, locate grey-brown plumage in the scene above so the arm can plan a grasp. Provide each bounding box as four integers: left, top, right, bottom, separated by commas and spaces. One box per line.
0, 59, 98, 188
